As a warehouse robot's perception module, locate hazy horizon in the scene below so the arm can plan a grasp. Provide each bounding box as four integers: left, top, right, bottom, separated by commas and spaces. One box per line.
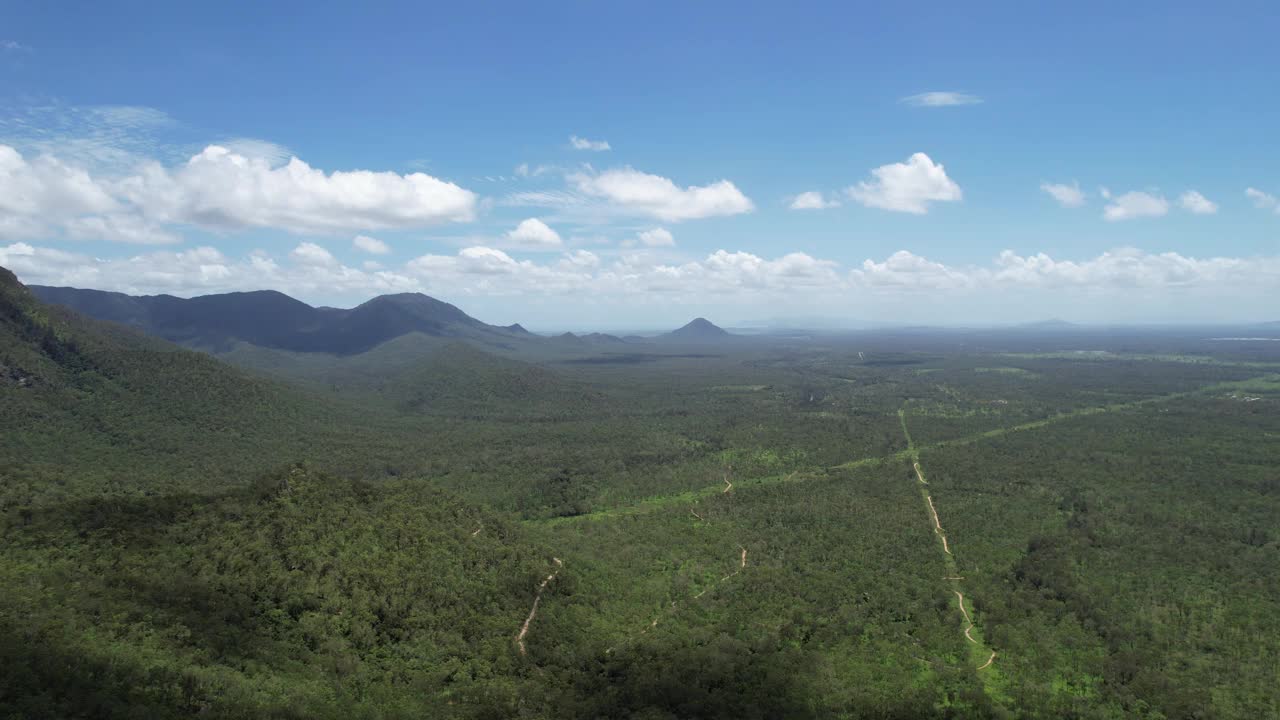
23, 278, 1280, 333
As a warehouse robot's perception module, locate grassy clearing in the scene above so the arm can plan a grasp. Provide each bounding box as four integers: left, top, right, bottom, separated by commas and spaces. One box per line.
974, 366, 1038, 377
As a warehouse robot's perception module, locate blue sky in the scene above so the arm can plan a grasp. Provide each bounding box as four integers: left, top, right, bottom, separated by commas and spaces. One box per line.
2, 1, 1279, 328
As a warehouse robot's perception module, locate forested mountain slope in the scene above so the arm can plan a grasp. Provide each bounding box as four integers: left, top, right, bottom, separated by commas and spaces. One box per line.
2, 263, 483, 504
3, 267, 615, 507
30, 284, 525, 354
2, 267, 329, 505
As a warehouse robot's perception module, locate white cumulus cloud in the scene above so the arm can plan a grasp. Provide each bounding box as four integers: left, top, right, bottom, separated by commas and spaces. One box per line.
0, 144, 178, 244
514, 163, 555, 178
63, 214, 179, 245
0, 144, 118, 219
120, 145, 477, 233
637, 228, 675, 247
218, 138, 293, 166
788, 191, 840, 210
457, 246, 521, 275
988, 248, 1270, 289
1246, 187, 1279, 213
704, 250, 839, 288
353, 234, 391, 254
290, 242, 337, 266
570, 167, 755, 222
1178, 190, 1218, 215
1102, 191, 1169, 221
503, 218, 563, 250
852, 250, 975, 290
569, 135, 611, 151
845, 153, 962, 214
901, 92, 983, 107
1040, 181, 1086, 208
0, 143, 479, 243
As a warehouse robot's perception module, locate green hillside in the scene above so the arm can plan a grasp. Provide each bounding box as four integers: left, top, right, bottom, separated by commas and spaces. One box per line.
0, 466, 558, 719
2, 267, 321, 505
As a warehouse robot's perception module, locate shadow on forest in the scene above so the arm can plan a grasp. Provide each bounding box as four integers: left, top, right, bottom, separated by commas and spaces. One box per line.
7, 489, 289, 662
554, 628, 985, 720
556, 630, 818, 720
4, 481, 992, 719
0, 622, 321, 720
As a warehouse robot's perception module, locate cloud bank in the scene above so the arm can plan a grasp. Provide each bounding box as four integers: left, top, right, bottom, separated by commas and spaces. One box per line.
6, 242, 1275, 310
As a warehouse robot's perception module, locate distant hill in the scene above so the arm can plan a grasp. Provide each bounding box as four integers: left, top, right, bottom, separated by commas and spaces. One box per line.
662, 317, 731, 341
29, 285, 525, 355
546, 331, 625, 345
1017, 318, 1079, 330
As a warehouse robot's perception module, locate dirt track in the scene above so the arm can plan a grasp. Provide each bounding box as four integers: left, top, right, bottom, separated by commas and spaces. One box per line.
906, 412, 995, 674
978, 651, 996, 670
955, 591, 972, 623
924, 491, 952, 554
721, 546, 747, 581
645, 546, 748, 631
516, 557, 563, 655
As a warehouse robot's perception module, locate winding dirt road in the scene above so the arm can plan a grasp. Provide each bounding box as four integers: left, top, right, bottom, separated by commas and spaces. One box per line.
925, 494, 952, 554
955, 591, 972, 623
955, 592, 981, 644
516, 557, 563, 655
978, 651, 996, 670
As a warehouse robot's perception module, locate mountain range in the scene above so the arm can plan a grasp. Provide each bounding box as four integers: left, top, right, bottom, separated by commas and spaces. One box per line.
28, 285, 528, 355
28, 284, 734, 355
